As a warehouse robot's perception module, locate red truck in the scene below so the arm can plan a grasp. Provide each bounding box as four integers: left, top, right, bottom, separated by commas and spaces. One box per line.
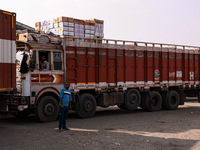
1, 9, 200, 122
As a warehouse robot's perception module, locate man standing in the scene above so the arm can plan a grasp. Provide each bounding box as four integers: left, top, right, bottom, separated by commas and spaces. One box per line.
59, 82, 72, 131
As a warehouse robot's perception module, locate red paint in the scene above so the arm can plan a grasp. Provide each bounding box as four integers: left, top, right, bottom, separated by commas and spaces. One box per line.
65, 45, 200, 87
0, 63, 16, 89
0, 10, 16, 40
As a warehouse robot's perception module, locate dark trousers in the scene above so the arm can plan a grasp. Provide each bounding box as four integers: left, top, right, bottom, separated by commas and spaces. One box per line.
59, 106, 69, 129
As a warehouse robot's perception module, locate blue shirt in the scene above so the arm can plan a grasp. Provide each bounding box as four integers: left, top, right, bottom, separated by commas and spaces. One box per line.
59, 88, 72, 106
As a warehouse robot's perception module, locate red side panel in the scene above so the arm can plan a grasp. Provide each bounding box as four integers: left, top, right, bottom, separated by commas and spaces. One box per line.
136, 50, 144, 84
87, 48, 96, 84
147, 51, 154, 84
176, 51, 183, 84
107, 49, 116, 85
194, 51, 199, 84
189, 51, 195, 84
168, 50, 176, 84
117, 50, 124, 83
184, 51, 189, 83
154, 50, 160, 84
0, 10, 16, 91
161, 50, 168, 84
99, 49, 107, 84
125, 50, 135, 82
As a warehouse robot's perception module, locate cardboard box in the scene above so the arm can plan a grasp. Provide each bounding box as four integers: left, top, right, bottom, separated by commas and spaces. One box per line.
57, 16, 74, 23
41, 20, 49, 26
35, 22, 41, 27
84, 20, 95, 26
49, 23, 54, 29
85, 25, 95, 30
50, 27, 59, 35
75, 29, 84, 34
75, 24, 84, 30
59, 31, 74, 36
59, 22, 74, 27
35, 26, 41, 31
89, 18, 104, 24
54, 23, 59, 28
74, 33, 84, 38
53, 18, 58, 24
85, 29, 95, 34
85, 34, 94, 39
59, 27, 74, 32
95, 23, 104, 31
95, 32, 104, 37
74, 19, 85, 25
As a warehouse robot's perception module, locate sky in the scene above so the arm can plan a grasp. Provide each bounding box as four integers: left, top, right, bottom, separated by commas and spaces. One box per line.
1, 0, 200, 46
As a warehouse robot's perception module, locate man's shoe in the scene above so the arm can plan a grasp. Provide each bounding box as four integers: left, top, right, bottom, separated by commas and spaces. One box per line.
63, 127, 70, 130
58, 129, 62, 132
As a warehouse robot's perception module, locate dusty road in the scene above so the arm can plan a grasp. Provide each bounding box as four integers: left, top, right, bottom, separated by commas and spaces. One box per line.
1, 101, 200, 150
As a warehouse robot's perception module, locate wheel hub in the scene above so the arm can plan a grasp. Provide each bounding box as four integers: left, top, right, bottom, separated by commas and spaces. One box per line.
130, 94, 137, 104
152, 97, 158, 106
44, 103, 55, 116
170, 96, 176, 105
84, 100, 92, 112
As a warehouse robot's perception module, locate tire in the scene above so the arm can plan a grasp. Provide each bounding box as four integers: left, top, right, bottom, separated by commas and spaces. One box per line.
76, 93, 96, 118
124, 89, 141, 111
145, 91, 162, 112
36, 96, 59, 123
162, 90, 180, 110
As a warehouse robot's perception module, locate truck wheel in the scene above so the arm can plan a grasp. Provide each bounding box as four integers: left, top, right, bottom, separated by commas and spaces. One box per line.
145, 91, 162, 112
162, 90, 180, 110
124, 89, 141, 111
36, 96, 59, 123
76, 93, 96, 118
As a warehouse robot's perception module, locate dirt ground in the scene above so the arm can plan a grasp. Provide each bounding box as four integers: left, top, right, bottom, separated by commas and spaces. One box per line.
1, 101, 200, 150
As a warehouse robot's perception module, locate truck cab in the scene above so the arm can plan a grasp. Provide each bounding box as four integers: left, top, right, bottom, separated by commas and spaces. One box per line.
14, 33, 64, 122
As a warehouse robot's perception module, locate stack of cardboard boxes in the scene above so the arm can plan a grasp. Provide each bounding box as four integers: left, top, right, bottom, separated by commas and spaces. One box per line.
90, 19, 104, 38
35, 16, 104, 39
57, 17, 74, 37
74, 19, 85, 38
84, 20, 95, 39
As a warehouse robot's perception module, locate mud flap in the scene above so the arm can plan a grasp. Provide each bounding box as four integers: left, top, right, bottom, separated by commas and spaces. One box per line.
198, 91, 200, 103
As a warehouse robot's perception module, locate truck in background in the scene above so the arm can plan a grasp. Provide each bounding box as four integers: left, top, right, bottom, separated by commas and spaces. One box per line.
1, 9, 200, 122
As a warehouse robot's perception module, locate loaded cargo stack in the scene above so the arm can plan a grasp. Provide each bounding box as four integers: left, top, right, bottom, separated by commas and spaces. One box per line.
35, 16, 104, 41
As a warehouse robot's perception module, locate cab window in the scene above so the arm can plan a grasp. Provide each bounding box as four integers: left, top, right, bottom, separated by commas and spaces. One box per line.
29, 50, 36, 71
53, 51, 62, 70
39, 51, 51, 70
